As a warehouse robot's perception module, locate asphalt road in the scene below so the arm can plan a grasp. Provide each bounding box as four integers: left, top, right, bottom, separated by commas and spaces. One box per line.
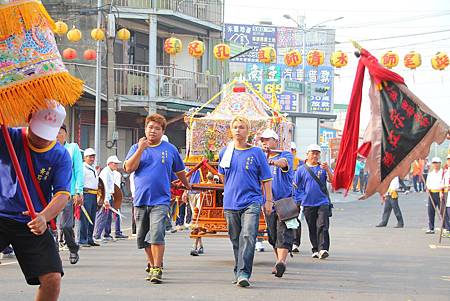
1, 191, 449, 301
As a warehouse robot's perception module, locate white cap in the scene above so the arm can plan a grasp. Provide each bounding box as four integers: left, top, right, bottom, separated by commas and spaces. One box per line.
29, 100, 66, 141
161, 135, 169, 142
84, 148, 96, 157
307, 144, 321, 152
260, 129, 279, 140
431, 157, 441, 163
290, 141, 297, 149
106, 155, 122, 164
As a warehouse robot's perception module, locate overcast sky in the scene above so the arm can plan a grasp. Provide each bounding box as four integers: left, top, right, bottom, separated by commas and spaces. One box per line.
224, 0, 450, 127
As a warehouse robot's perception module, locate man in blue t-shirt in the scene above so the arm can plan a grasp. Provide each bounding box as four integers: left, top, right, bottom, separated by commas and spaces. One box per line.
124, 113, 191, 284
0, 103, 72, 301
293, 144, 334, 260
218, 116, 273, 288
260, 128, 294, 278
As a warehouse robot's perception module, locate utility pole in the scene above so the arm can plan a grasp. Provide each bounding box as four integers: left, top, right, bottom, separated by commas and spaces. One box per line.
106, 13, 117, 158
148, 0, 157, 114
94, 0, 102, 164
283, 15, 343, 114
106, 36, 116, 157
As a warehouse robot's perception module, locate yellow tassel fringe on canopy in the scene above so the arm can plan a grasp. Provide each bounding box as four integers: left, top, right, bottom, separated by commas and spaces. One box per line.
0, 0, 55, 37
0, 0, 83, 125
0, 72, 83, 125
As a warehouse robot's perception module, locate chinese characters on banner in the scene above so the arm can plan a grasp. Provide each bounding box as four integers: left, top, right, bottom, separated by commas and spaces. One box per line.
276, 27, 300, 49
225, 23, 277, 63
225, 23, 333, 113
244, 63, 333, 113
245, 63, 297, 111
306, 66, 333, 113
380, 81, 436, 179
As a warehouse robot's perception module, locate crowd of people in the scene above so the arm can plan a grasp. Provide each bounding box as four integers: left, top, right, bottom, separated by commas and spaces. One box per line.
0, 107, 449, 300
351, 154, 450, 234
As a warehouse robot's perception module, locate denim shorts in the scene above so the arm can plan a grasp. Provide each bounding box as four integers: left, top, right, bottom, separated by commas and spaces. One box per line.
135, 205, 169, 248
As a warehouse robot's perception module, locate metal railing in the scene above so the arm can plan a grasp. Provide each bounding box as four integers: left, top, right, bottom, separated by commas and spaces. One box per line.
65, 62, 221, 105
112, 0, 223, 25
115, 64, 220, 103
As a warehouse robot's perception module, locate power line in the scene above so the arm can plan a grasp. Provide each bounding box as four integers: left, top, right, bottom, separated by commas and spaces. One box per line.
337, 12, 450, 29
224, 2, 450, 14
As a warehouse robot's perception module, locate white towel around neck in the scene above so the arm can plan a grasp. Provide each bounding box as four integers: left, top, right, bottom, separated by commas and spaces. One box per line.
219, 141, 235, 169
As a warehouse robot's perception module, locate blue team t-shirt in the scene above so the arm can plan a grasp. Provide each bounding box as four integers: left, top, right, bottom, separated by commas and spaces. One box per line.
188, 169, 201, 195
293, 164, 329, 207
0, 128, 72, 223
218, 146, 272, 210
125, 141, 185, 207
269, 151, 293, 202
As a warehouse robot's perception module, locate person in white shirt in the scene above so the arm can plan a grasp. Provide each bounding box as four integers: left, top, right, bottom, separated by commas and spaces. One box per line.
94, 156, 121, 241
425, 157, 445, 234
79, 148, 100, 247
443, 155, 450, 235
376, 177, 404, 228
112, 169, 127, 239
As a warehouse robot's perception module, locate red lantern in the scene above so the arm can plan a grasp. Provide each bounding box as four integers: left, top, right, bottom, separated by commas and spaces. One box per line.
62, 48, 77, 60
83, 49, 97, 61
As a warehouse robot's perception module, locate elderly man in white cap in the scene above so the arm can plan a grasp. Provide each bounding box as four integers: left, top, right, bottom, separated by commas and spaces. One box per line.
425, 156, 445, 234
79, 148, 100, 247
0, 102, 72, 301
293, 144, 333, 259
94, 155, 122, 241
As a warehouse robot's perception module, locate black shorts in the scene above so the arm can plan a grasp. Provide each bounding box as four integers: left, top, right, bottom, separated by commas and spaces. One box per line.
267, 211, 294, 250
0, 216, 63, 285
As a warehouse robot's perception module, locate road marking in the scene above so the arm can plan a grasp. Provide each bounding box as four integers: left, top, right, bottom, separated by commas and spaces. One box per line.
441, 276, 450, 282
429, 244, 450, 249
0, 261, 18, 266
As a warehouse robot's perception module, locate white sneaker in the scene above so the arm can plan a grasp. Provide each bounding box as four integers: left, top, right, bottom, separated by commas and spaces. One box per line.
255, 241, 265, 252
312, 252, 319, 258
319, 250, 329, 259
292, 245, 300, 253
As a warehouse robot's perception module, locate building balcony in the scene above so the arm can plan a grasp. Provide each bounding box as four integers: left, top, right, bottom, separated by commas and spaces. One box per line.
65, 63, 221, 109
111, 0, 223, 29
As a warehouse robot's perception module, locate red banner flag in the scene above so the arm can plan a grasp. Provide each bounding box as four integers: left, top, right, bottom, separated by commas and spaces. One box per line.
332, 49, 449, 198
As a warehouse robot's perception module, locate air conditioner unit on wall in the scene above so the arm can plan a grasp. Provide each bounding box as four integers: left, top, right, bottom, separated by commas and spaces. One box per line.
162, 82, 171, 97
175, 84, 184, 98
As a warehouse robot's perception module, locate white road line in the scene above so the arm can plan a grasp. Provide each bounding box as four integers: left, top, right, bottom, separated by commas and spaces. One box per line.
429, 244, 450, 249
0, 261, 18, 266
